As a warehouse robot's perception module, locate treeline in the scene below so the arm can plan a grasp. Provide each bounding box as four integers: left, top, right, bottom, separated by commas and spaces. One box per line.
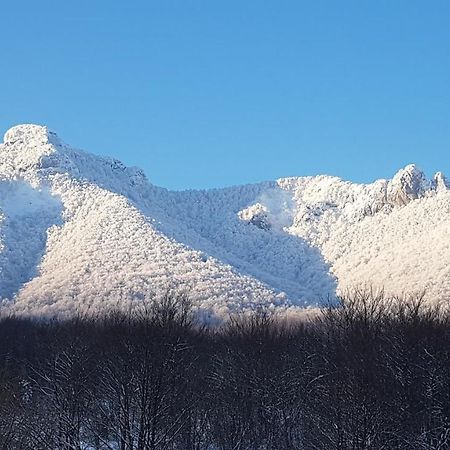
0, 290, 449, 449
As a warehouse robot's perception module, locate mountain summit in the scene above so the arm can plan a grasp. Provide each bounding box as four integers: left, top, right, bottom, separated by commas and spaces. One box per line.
1, 125, 449, 318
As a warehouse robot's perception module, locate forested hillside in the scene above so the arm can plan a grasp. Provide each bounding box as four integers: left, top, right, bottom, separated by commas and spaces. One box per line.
2, 125, 450, 318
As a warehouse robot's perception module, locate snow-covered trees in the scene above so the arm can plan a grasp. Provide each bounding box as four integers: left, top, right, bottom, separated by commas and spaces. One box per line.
3, 124, 450, 317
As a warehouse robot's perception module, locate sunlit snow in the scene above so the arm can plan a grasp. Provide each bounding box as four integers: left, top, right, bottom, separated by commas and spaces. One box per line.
0, 124, 449, 318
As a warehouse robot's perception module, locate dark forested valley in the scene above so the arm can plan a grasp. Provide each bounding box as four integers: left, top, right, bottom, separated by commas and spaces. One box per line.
0, 291, 449, 450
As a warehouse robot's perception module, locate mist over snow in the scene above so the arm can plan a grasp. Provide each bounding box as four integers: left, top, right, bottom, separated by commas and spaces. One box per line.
0, 124, 449, 319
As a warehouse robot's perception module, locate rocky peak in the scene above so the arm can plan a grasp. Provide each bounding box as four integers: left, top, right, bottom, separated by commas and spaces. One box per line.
387, 164, 431, 206
432, 171, 450, 192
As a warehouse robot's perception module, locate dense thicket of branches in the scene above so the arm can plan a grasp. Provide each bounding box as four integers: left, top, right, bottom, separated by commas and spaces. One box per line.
0, 291, 449, 449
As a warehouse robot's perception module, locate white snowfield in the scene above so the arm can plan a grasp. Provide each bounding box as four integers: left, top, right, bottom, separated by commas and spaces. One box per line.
0, 124, 449, 318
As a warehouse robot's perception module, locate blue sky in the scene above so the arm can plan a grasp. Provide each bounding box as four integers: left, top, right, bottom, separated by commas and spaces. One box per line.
1, 1, 449, 190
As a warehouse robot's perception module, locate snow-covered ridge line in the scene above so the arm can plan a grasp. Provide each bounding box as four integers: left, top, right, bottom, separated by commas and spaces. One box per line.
1, 124, 449, 318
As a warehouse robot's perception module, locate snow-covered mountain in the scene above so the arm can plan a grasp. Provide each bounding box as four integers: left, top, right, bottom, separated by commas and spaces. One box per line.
1, 124, 449, 318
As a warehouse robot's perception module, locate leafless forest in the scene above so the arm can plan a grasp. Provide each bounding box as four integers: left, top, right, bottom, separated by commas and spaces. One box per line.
0, 291, 449, 450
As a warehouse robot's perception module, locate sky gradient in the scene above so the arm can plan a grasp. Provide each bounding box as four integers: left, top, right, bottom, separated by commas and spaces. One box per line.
1, 1, 450, 190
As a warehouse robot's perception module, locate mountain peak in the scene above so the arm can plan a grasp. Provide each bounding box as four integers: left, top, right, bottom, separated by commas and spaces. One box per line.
1, 125, 154, 198
388, 164, 431, 205
0, 124, 68, 182
3, 124, 60, 147
392, 163, 426, 183
433, 171, 450, 192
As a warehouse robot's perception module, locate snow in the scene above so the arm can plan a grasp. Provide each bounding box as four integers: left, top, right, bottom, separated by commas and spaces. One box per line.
0, 124, 449, 318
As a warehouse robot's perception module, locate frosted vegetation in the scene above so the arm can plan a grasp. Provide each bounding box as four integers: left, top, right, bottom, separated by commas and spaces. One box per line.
1, 124, 449, 318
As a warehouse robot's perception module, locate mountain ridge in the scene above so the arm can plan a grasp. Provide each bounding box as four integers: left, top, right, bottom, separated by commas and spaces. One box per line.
1, 124, 449, 318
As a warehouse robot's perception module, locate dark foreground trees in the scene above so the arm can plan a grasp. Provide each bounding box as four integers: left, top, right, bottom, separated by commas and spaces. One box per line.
0, 291, 449, 449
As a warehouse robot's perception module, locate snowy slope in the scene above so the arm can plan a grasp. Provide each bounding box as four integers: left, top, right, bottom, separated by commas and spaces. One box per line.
0, 124, 449, 318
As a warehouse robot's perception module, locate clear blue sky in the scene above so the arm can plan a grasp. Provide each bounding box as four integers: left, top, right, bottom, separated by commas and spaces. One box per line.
1, 1, 449, 190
